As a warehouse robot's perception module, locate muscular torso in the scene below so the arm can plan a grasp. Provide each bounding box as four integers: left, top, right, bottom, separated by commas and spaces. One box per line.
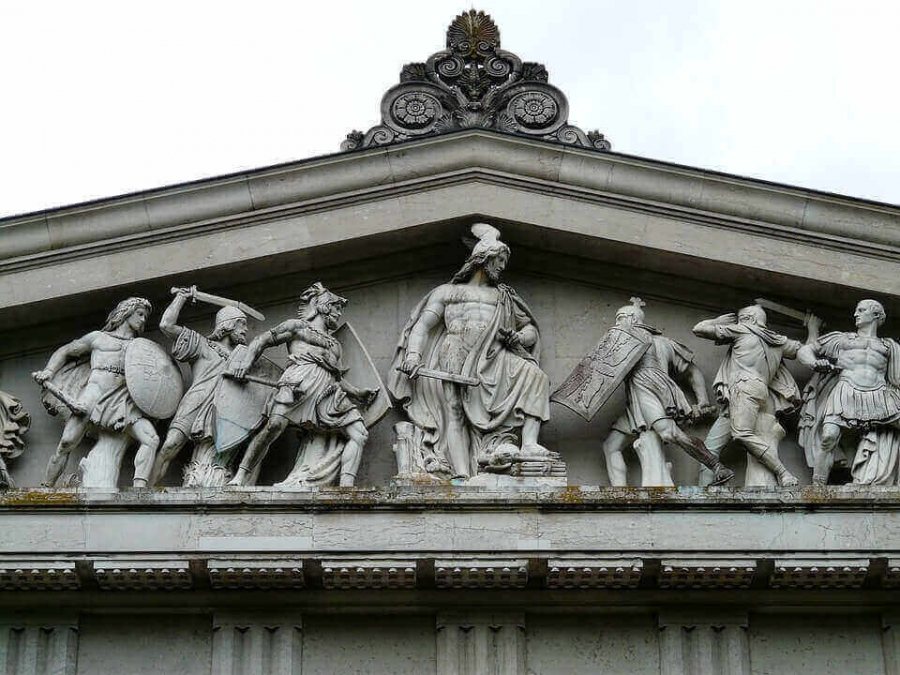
81, 332, 131, 405
835, 335, 890, 390
441, 284, 500, 348
429, 284, 500, 373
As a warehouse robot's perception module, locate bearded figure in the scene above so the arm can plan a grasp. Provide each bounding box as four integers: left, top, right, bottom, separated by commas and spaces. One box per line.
388, 223, 553, 480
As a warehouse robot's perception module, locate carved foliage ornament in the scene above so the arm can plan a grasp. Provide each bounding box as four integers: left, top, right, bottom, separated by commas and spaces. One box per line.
341, 10, 611, 152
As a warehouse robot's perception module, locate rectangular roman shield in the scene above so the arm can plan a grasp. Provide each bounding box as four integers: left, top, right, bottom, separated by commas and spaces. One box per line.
550, 327, 650, 422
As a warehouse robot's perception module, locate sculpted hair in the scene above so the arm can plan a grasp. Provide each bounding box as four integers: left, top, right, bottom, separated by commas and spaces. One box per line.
103, 297, 152, 331
862, 299, 887, 326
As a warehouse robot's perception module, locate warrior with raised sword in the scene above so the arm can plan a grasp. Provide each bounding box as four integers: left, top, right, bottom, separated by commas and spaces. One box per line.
148, 286, 262, 487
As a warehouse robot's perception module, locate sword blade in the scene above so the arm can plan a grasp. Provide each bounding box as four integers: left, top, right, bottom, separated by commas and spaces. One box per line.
192, 289, 266, 322
754, 298, 807, 323
414, 367, 480, 387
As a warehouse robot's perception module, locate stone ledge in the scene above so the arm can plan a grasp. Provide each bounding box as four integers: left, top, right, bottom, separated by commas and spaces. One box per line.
4, 485, 900, 511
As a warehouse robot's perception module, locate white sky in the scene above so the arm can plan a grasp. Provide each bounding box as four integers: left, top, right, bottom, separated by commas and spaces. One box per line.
1, 0, 898, 219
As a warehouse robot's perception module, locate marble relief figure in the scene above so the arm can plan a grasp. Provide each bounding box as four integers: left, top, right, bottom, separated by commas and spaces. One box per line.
798, 299, 900, 485
388, 224, 558, 481
33, 297, 183, 488
226, 283, 383, 488
693, 304, 821, 487
555, 298, 733, 487
148, 287, 255, 487
0, 390, 30, 488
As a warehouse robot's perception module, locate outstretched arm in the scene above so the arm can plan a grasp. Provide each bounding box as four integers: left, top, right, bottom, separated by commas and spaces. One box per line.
33, 333, 98, 384
230, 320, 294, 378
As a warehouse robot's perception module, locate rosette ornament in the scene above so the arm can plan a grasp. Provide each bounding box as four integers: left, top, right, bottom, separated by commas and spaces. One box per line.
342, 10, 611, 152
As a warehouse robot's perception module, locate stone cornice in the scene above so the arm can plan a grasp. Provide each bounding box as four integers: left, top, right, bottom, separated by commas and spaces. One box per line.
2, 131, 898, 267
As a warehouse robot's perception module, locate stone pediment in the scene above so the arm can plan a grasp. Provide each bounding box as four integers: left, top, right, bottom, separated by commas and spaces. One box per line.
2, 130, 899, 333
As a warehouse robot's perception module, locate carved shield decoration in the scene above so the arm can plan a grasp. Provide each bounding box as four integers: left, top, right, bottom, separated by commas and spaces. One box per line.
125, 338, 185, 419
213, 345, 284, 453
335, 322, 391, 429
551, 327, 650, 422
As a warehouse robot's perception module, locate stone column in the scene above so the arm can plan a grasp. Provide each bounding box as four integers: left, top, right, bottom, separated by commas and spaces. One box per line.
658, 610, 749, 675
0, 614, 79, 675
211, 612, 303, 675
436, 612, 525, 675
882, 613, 900, 675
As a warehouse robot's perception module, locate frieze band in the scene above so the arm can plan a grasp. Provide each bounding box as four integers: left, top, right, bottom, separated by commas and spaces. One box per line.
2, 223, 895, 491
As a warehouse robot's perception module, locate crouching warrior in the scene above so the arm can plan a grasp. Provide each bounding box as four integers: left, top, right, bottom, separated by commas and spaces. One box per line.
33, 297, 183, 488
554, 298, 733, 486
227, 283, 382, 487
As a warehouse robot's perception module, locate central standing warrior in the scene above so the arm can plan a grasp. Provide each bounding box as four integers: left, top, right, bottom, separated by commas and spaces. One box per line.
693, 305, 820, 487
600, 298, 734, 486
148, 287, 250, 486
227, 283, 378, 487
389, 223, 551, 478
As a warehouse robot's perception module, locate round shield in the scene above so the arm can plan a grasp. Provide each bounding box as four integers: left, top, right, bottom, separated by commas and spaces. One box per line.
125, 337, 184, 419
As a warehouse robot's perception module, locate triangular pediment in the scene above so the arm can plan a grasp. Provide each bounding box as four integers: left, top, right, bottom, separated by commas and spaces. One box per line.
2, 130, 899, 337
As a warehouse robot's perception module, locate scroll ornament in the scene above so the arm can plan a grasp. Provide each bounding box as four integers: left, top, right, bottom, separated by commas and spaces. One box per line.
341, 10, 611, 153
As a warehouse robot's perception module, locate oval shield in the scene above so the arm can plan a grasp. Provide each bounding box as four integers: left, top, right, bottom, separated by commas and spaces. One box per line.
125, 338, 185, 419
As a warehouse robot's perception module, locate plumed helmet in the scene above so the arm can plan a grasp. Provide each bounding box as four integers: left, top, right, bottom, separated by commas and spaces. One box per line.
214, 305, 247, 329
469, 223, 510, 258
616, 297, 646, 323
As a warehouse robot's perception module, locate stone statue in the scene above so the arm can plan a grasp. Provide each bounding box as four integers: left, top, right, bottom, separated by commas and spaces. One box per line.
148, 287, 255, 487
0, 390, 30, 488
693, 303, 822, 487
227, 283, 381, 487
586, 298, 733, 486
388, 223, 555, 481
33, 297, 183, 488
798, 299, 900, 485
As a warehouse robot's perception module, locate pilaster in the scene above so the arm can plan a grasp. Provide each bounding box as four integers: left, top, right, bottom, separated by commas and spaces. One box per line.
657, 610, 749, 675
0, 614, 79, 675
882, 613, 900, 675
211, 612, 303, 675
436, 612, 525, 675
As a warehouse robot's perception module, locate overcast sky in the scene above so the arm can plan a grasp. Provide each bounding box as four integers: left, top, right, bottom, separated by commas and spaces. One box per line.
1, 0, 898, 219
